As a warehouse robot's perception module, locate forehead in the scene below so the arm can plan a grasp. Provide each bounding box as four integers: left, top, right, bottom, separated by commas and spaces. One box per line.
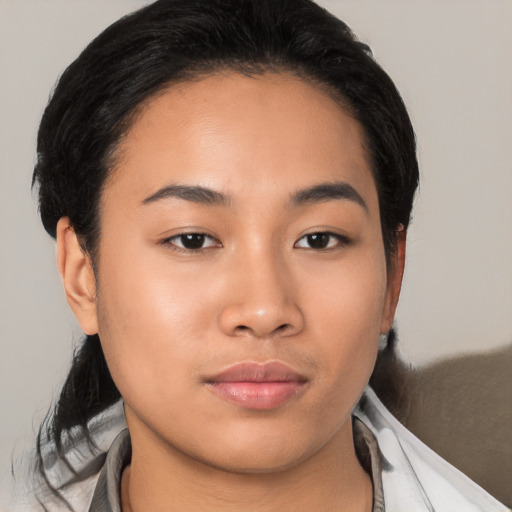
107, 71, 377, 210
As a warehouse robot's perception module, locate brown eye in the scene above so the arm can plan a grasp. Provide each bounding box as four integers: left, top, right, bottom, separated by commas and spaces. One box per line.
306, 233, 330, 249
164, 233, 221, 252
294, 232, 348, 250
179, 233, 206, 249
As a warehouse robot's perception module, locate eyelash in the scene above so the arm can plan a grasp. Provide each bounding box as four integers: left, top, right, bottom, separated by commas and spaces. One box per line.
161, 233, 221, 254
294, 232, 350, 251
161, 231, 350, 254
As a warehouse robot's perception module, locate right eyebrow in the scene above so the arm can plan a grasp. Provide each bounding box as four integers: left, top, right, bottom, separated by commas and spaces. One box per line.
142, 184, 230, 206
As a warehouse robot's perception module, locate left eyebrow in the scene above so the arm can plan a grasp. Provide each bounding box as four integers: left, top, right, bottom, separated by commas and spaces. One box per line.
142, 184, 230, 206
290, 182, 368, 212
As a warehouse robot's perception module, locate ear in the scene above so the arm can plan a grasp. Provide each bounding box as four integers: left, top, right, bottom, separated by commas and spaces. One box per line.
380, 226, 406, 334
56, 217, 98, 335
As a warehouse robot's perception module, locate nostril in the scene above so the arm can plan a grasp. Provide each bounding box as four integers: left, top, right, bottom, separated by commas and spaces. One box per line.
234, 325, 251, 335
233, 323, 291, 337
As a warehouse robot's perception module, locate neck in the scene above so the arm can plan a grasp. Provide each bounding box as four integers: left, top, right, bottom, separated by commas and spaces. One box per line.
121, 416, 373, 512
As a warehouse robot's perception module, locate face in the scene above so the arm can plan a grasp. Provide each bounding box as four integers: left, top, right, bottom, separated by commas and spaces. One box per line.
66, 72, 402, 473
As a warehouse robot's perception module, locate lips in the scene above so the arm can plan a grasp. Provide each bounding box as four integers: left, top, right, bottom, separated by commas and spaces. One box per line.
205, 361, 308, 410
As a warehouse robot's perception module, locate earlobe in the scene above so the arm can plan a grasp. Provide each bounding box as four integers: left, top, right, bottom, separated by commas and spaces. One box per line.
381, 226, 406, 334
56, 217, 98, 335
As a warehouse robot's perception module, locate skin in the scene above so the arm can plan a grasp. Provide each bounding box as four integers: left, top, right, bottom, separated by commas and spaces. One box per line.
57, 72, 405, 511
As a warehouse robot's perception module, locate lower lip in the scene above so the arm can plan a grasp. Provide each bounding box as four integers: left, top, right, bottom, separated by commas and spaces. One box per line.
207, 381, 306, 410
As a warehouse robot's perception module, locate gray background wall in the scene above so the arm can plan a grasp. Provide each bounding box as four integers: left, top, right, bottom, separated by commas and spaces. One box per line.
1, 0, 511, 506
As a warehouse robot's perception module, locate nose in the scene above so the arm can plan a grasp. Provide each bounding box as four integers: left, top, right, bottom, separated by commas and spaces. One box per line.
218, 249, 305, 339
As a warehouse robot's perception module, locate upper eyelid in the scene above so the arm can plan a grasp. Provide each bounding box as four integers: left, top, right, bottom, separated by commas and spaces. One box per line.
161, 231, 218, 241
295, 231, 350, 241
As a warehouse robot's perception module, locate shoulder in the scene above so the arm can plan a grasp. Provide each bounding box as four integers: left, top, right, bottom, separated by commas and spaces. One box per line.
353, 387, 510, 512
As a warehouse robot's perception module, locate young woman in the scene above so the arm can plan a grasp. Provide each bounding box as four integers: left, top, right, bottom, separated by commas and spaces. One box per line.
25, 0, 508, 511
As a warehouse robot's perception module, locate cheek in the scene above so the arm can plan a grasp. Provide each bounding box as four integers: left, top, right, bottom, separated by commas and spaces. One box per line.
302, 249, 387, 388
94, 242, 219, 408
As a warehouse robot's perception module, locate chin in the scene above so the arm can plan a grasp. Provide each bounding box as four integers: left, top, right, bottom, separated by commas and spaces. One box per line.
181, 422, 337, 476
197, 445, 315, 475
